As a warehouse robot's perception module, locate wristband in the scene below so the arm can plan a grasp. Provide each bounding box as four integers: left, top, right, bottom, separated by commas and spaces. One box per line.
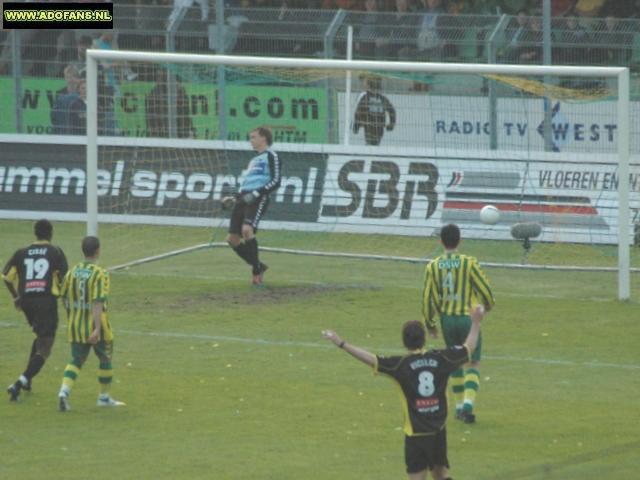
13, 296, 20, 301
339, 341, 345, 349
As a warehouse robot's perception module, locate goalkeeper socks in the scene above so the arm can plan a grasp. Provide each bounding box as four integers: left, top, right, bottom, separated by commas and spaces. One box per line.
233, 243, 252, 265
245, 238, 261, 275
450, 368, 465, 412
463, 368, 480, 412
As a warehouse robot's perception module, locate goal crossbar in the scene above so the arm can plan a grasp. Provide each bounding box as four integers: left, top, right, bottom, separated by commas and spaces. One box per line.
85, 50, 631, 300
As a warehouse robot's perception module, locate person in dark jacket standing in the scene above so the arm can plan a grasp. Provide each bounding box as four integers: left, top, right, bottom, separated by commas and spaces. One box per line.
353, 75, 396, 146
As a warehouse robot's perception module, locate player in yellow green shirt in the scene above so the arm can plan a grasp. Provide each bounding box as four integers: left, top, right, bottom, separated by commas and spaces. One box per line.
58, 236, 123, 411
422, 223, 495, 424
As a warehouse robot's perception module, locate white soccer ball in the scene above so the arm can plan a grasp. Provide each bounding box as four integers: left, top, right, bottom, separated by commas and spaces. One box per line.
480, 205, 500, 225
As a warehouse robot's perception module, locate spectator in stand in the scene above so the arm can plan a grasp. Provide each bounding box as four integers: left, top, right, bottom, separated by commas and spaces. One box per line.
375, 0, 419, 61
75, 35, 94, 77
446, 0, 468, 15
354, 0, 386, 59
92, 31, 121, 136
501, 0, 534, 15
277, 0, 325, 56
167, 0, 210, 28
601, 0, 635, 18
473, 0, 501, 15
146, 67, 194, 138
413, 0, 447, 62
248, 0, 284, 6
573, 0, 605, 19
51, 66, 80, 135
323, 0, 361, 9
498, 9, 535, 64
438, 0, 472, 59
516, 15, 543, 64
0, 29, 39, 76
595, 16, 633, 65
68, 80, 88, 136
470, 0, 501, 60
554, 13, 594, 66
396, 0, 450, 91
56, 65, 79, 97
531, 0, 576, 17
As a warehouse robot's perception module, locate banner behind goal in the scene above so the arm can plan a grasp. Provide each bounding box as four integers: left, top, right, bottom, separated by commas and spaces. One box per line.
83, 51, 634, 299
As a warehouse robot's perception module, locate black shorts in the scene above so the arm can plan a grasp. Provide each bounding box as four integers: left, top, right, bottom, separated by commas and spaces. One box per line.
228, 194, 270, 235
21, 296, 59, 338
404, 428, 449, 474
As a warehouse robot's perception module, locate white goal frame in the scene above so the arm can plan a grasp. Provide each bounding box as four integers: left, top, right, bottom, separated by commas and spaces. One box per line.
85, 50, 631, 300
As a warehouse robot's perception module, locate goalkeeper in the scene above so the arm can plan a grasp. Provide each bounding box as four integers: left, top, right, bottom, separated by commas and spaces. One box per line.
224, 126, 282, 287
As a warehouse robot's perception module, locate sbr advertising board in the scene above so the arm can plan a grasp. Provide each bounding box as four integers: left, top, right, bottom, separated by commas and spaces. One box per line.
0, 137, 636, 245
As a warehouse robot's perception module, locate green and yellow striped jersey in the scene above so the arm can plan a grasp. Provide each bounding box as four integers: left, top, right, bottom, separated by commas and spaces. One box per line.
60, 261, 112, 343
422, 252, 494, 330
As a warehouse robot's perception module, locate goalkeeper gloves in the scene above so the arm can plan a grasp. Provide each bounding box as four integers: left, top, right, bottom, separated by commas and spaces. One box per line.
220, 196, 235, 211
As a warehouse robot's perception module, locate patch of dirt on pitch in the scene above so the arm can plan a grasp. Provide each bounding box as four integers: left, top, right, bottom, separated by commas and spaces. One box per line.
168, 284, 377, 308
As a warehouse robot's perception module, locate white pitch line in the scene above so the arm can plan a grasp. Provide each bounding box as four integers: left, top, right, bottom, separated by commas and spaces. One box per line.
481, 355, 640, 370
2, 322, 639, 371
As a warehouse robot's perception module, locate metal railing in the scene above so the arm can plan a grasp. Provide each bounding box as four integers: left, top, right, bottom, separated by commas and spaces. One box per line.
1, 7, 639, 138
2, 7, 640, 77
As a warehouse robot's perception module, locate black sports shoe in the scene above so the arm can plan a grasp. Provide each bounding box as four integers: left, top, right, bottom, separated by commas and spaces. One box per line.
454, 410, 464, 421
7, 382, 22, 401
253, 263, 268, 287
22, 380, 32, 392
460, 409, 476, 424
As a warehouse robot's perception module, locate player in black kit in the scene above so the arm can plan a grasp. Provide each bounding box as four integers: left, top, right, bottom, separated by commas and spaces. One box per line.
323, 305, 485, 480
3, 219, 68, 401
353, 75, 396, 146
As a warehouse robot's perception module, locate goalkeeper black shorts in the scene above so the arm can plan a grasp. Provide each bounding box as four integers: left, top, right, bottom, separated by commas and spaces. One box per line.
229, 194, 270, 235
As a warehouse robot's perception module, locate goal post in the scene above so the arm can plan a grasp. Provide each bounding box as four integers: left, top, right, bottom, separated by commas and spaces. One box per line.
84, 50, 631, 300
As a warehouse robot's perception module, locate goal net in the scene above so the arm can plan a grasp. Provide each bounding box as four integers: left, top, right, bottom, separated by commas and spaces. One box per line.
83, 51, 636, 299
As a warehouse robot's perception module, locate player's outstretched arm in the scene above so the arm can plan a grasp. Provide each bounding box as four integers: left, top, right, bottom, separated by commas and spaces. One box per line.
322, 330, 375, 367
464, 305, 485, 355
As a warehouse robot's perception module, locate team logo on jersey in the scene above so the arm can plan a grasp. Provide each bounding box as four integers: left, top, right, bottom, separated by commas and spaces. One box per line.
248, 161, 266, 175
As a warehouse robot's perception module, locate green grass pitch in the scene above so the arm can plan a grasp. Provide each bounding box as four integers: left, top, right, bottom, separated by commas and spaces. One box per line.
1, 220, 639, 479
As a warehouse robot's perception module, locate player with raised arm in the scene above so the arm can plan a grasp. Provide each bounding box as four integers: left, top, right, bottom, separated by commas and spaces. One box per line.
323, 305, 485, 480
422, 223, 494, 424
3, 219, 68, 401
58, 236, 123, 411
225, 126, 282, 287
